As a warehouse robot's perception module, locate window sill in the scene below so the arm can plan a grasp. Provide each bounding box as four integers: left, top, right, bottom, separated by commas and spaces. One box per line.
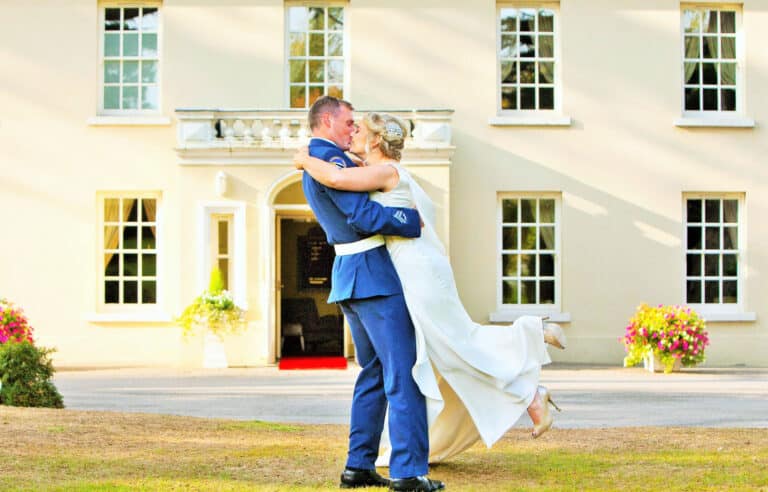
489, 115, 572, 127
697, 311, 757, 323
87, 115, 172, 126
84, 311, 174, 323
674, 116, 755, 128
489, 310, 571, 323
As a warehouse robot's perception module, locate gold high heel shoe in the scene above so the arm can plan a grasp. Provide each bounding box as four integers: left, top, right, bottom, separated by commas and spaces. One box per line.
543, 322, 567, 350
530, 386, 561, 439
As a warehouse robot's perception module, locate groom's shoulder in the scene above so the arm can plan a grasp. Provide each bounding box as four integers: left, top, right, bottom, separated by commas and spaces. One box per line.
310, 140, 349, 168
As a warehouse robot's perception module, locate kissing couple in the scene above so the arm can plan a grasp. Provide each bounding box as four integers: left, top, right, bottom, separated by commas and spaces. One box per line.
297, 96, 566, 491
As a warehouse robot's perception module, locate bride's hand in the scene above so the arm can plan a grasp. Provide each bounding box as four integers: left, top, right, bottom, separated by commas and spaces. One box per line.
293, 146, 310, 170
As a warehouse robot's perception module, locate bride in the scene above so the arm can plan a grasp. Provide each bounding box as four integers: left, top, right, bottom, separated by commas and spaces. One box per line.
294, 112, 566, 464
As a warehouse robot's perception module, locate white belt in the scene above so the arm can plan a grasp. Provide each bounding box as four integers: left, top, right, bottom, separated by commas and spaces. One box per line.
334, 235, 385, 256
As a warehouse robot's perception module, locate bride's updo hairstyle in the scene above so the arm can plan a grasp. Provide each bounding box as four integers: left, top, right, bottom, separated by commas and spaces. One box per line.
363, 113, 409, 161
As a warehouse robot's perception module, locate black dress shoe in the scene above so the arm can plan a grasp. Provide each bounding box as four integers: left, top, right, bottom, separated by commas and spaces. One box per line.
340, 468, 391, 488
389, 476, 445, 491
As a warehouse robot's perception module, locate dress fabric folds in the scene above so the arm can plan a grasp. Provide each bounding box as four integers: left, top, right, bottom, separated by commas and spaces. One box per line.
372, 165, 552, 465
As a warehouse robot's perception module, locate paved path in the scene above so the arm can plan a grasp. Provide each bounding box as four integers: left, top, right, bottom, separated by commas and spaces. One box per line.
53, 365, 768, 428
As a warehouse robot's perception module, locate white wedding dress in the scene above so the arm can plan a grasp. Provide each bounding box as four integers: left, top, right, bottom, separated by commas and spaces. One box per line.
371, 164, 552, 464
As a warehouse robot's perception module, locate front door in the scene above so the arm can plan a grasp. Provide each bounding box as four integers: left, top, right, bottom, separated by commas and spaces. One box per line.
277, 216, 344, 358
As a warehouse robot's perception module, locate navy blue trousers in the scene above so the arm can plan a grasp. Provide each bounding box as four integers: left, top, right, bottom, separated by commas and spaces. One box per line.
339, 294, 428, 479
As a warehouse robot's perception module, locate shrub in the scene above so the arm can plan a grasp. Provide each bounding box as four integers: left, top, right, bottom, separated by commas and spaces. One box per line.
0, 298, 35, 345
0, 341, 64, 408
621, 304, 710, 373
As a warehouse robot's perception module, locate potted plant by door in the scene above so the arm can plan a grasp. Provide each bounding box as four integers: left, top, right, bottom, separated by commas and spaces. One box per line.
176, 269, 245, 368
620, 304, 710, 374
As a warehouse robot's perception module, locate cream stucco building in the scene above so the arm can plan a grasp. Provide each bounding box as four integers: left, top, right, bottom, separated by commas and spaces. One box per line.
1, 0, 765, 368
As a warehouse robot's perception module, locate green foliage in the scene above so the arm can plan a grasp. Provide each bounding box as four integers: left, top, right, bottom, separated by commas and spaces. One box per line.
0, 341, 64, 408
176, 268, 245, 338
621, 304, 709, 373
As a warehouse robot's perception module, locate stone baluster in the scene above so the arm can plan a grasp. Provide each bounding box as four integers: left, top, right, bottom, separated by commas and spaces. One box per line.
279, 120, 291, 147
260, 117, 273, 146
242, 119, 255, 145
297, 120, 310, 145
222, 118, 237, 143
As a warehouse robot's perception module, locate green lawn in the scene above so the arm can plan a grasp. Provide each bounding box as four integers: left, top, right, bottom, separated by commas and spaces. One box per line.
1, 407, 766, 491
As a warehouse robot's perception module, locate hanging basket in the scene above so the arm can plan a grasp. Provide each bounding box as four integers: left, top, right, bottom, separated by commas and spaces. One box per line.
643, 352, 681, 373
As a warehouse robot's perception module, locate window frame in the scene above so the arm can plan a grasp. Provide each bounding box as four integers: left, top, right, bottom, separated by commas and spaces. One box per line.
679, 4, 744, 118
97, 191, 163, 312
97, 2, 163, 116
495, 2, 562, 115
284, 1, 350, 109
495, 192, 563, 317
682, 192, 746, 316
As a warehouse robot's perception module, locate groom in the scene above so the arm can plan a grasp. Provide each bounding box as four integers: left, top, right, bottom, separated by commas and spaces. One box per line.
302, 96, 444, 492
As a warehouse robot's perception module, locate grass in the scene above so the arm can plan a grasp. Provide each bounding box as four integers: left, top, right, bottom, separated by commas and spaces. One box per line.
1, 406, 766, 491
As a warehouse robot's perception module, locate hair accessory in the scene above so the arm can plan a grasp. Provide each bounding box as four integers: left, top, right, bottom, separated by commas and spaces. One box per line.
384, 121, 404, 139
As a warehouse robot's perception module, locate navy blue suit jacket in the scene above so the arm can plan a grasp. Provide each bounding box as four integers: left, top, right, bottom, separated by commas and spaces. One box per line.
303, 138, 421, 303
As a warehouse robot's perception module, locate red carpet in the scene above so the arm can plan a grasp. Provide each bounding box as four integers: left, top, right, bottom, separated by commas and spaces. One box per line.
279, 356, 348, 370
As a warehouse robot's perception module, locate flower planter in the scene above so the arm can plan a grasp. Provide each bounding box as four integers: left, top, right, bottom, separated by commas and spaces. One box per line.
203, 330, 228, 369
643, 353, 681, 373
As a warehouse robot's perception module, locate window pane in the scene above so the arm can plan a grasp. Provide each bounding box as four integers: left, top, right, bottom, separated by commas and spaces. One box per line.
328, 7, 343, 30
141, 226, 156, 249
683, 10, 701, 34
703, 89, 717, 110
521, 199, 536, 222
502, 280, 519, 304
502, 227, 518, 249
328, 33, 343, 56
105, 199, 120, 221
521, 280, 536, 303
218, 259, 229, 290
702, 63, 717, 84
104, 61, 120, 83
539, 35, 553, 58
704, 280, 719, 303
721, 63, 735, 85
123, 86, 139, 109
539, 62, 554, 83
290, 85, 306, 108
328, 86, 343, 99
521, 226, 536, 249
502, 254, 518, 276
501, 62, 515, 83
500, 9, 518, 32
290, 60, 306, 83
124, 8, 140, 30
105, 254, 120, 276
705, 199, 720, 222
539, 87, 554, 109
104, 33, 120, 56
703, 11, 717, 34
124, 280, 138, 303
721, 37, 736, 60
290, 33, 306, 56
142, 86, 159, 110
705, 226, 720, 249
687, 226, 702, 249
127, 199, 137, 222
501, 87, 517, 110
519, 35, 535, 58
538, 9, 554, 32
123, 226, 137, 249
520, 254, 536, 276
721, 89, 736, 111
686, 280, 701, 303
218, 221, 229, 254
723, 254, 737, 276
309, 33, 324, 56
104, 225, 119, 251
685, 87, 700, 111
288, 7, 308, 31
105, 281, 120, 303
501, 35, 518, 59
686, 253, 701, 276
687, 199, 702, 222
124, 254, 138, 276
142, 254, 156, 276
141, 280, 157, 304
539, 254, 554, 276
142, 33, 158, 57
722, 280, 737, 303
308, 86, 324, 105
519, 62, 535, 83
105, 8, 121, 31
702, 37, 717, 59
539, 226, 555, 249
123, 32, 139, 56
141, 8, 159, 30
704, 254, 719, 276
141, 60, 158, 83
502, 199, 518, 223
540, 199, 555, 223
539, 280, 554, 304
328, 60, 343, 83
720, 11, 735, 34
684, 36, 699, 59
309, 60, 324, 83
685, 63, 699, 84
519, 9, 535, 32
123, 61, 139, 83
308, 7, 324, 30
723, 226, 738, 249
104, 86, 120, 109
